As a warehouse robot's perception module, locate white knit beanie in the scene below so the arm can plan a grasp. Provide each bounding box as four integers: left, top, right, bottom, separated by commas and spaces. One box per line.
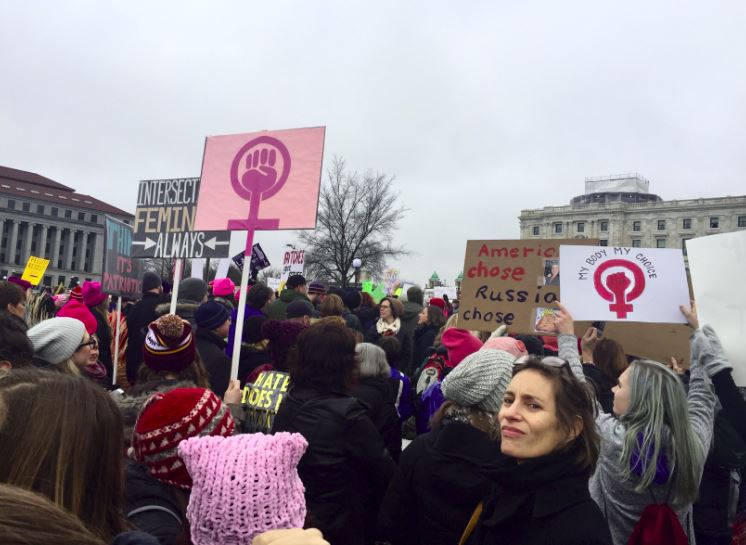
441, 349, 515, 412
28, 317, 86, 365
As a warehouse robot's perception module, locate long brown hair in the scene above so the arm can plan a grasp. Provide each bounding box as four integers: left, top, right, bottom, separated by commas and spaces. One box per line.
593, 338, 628, 380
0, 484, 107, 545
136, 349, 211, 388
0, 369, 126, 541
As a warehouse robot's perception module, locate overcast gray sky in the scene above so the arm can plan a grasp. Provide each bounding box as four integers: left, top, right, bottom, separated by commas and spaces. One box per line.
2, 1, 745, 286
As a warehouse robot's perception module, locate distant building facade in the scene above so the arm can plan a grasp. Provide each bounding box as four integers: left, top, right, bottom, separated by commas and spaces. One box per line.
0, 166, 133, 287
519, 173, 746, 254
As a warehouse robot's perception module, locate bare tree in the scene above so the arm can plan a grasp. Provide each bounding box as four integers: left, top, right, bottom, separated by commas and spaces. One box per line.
299, 157, 407, 286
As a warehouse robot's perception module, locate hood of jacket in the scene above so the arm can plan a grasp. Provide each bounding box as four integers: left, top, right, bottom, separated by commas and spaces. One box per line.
402, 301, 423, 321
154, 300, 200, 322
279, 289, 310, 304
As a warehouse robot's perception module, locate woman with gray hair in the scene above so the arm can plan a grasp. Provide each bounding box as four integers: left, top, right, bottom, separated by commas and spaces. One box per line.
378, 348, 515, 545
554, 302, 716, 545
351, 343, 401, 462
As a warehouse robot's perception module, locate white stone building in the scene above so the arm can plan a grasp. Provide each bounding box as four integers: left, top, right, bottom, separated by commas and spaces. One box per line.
519, 173, 746, 254
0, 165, 133, 287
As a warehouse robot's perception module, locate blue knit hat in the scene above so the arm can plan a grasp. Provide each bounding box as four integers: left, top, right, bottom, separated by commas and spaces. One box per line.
195, 301, 230, 332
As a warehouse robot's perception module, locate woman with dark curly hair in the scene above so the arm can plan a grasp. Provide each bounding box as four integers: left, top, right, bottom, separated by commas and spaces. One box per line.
272, 320, 395, 545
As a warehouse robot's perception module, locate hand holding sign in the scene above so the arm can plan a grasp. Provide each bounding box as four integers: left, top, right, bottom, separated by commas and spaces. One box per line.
553, 301, 575, 335
679, 301, 699, 330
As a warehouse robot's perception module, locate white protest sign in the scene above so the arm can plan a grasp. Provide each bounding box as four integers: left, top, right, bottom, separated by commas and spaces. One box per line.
559, 245, 689, 323
433, 286, 458, 300
266, 278, 282, 292
687, 231, 746, 385
280, 249, 305, 282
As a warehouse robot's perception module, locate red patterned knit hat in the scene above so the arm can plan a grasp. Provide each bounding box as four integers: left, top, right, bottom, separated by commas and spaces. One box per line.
132, 388, 235, 489
69, 286, 84, 302
143, 314, 196, 373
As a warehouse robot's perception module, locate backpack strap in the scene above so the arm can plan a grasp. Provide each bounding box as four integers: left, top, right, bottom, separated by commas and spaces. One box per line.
458, 501, 483, 545
127, 505, 182, 526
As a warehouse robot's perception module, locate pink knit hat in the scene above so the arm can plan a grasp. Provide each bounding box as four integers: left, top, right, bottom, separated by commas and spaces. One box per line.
483, 336, 528, 359
82, 280, 108, 307
441, 328, 483, 367
212, 278, 235, 297
57, 299, 98, 334
178, 432, 308, 544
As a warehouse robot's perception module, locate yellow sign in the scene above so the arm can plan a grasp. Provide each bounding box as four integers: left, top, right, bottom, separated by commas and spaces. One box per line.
240, 370, 291, 433
21, 256, 50, 286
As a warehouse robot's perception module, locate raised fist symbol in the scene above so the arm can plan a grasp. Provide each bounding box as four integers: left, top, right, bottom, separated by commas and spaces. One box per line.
240, 147, 278, 196
607, 271, 631, 298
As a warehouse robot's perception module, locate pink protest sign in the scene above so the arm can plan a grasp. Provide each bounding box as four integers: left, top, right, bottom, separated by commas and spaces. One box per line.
194, 127, 325, 239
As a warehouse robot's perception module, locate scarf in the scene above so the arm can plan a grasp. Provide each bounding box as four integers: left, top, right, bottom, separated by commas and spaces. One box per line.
376, 317, 401, 336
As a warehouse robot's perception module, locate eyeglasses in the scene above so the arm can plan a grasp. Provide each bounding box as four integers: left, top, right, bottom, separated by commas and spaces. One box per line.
75, 339, 98, 351
514, 355, 573, 377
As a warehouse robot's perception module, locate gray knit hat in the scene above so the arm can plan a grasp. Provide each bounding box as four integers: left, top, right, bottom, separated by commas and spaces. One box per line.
441, 349, 515, 412
27, 317, 86, 365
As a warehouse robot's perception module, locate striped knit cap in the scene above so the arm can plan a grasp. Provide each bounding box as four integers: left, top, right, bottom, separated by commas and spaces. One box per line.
143, 314, 196, 373
132, 388, 235, 489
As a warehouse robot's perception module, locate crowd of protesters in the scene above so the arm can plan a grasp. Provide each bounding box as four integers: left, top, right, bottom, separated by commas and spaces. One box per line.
0, 270, 744, 545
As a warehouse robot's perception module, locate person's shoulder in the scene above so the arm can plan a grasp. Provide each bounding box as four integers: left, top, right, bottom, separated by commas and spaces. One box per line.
547, 498, 612, 544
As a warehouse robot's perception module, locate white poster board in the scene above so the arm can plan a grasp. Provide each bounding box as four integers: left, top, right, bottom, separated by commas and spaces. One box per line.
559, 245, 689, 323
687, 231, 746, 385
266, 278, 282, 293
433, 286, 458, 300
280, 249, 305, 282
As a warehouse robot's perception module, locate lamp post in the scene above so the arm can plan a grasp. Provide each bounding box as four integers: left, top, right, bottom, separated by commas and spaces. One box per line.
352, 258, 362, 287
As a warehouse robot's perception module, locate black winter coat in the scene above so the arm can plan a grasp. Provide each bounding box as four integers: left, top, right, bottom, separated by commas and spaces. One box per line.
354, 306, 378, 333
351, 377, 402, 462
125, 293, 166, 383
123, 459, 187, 545
412, 324, 439, 372
468, 450, 612, 545
238, 343, 273, 386
271, 385, 396, 545
195, 328, 231, 397
582, 364, 616, 414
378, 419, 503, 545
365, 325, 414, 376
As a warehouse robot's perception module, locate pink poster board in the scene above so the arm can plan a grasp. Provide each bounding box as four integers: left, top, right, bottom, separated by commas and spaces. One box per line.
194, 127, 325, 232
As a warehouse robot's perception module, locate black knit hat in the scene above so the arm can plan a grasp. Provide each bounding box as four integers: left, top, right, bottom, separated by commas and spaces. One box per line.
195, 301, 230, 331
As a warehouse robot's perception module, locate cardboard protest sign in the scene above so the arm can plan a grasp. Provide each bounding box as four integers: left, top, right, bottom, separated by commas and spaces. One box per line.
194, 127, 325, 236
687, 231, 746, 384
133, 178, 231, 259
602, 321, 692, 369
560, 245, 689, 323
21, 256, 50, 286
240, 370, 290, 433
103, 216, 143, 297
383, 268, 399, 295
459, 239, 595, 334
280, 248, 305, 282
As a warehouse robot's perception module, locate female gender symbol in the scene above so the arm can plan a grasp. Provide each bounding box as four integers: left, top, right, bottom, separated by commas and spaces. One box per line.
227, 135, 292, 252
592, 259, 646, 319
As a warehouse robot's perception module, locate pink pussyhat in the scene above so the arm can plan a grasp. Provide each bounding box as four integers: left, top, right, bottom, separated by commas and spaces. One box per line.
212, 278, 236, 297
178, 432, 308, 544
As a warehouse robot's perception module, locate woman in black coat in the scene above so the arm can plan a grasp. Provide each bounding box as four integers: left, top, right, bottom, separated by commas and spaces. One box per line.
352, 343, 402, 462
466, 358, 611, 545
271, 321, 395, 545
411, 305, 446, 372
364, 297, 413, 375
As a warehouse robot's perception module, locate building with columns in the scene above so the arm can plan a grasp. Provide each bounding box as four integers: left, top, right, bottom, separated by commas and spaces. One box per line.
0, 166, 133, 287
519, 174, 746, 255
